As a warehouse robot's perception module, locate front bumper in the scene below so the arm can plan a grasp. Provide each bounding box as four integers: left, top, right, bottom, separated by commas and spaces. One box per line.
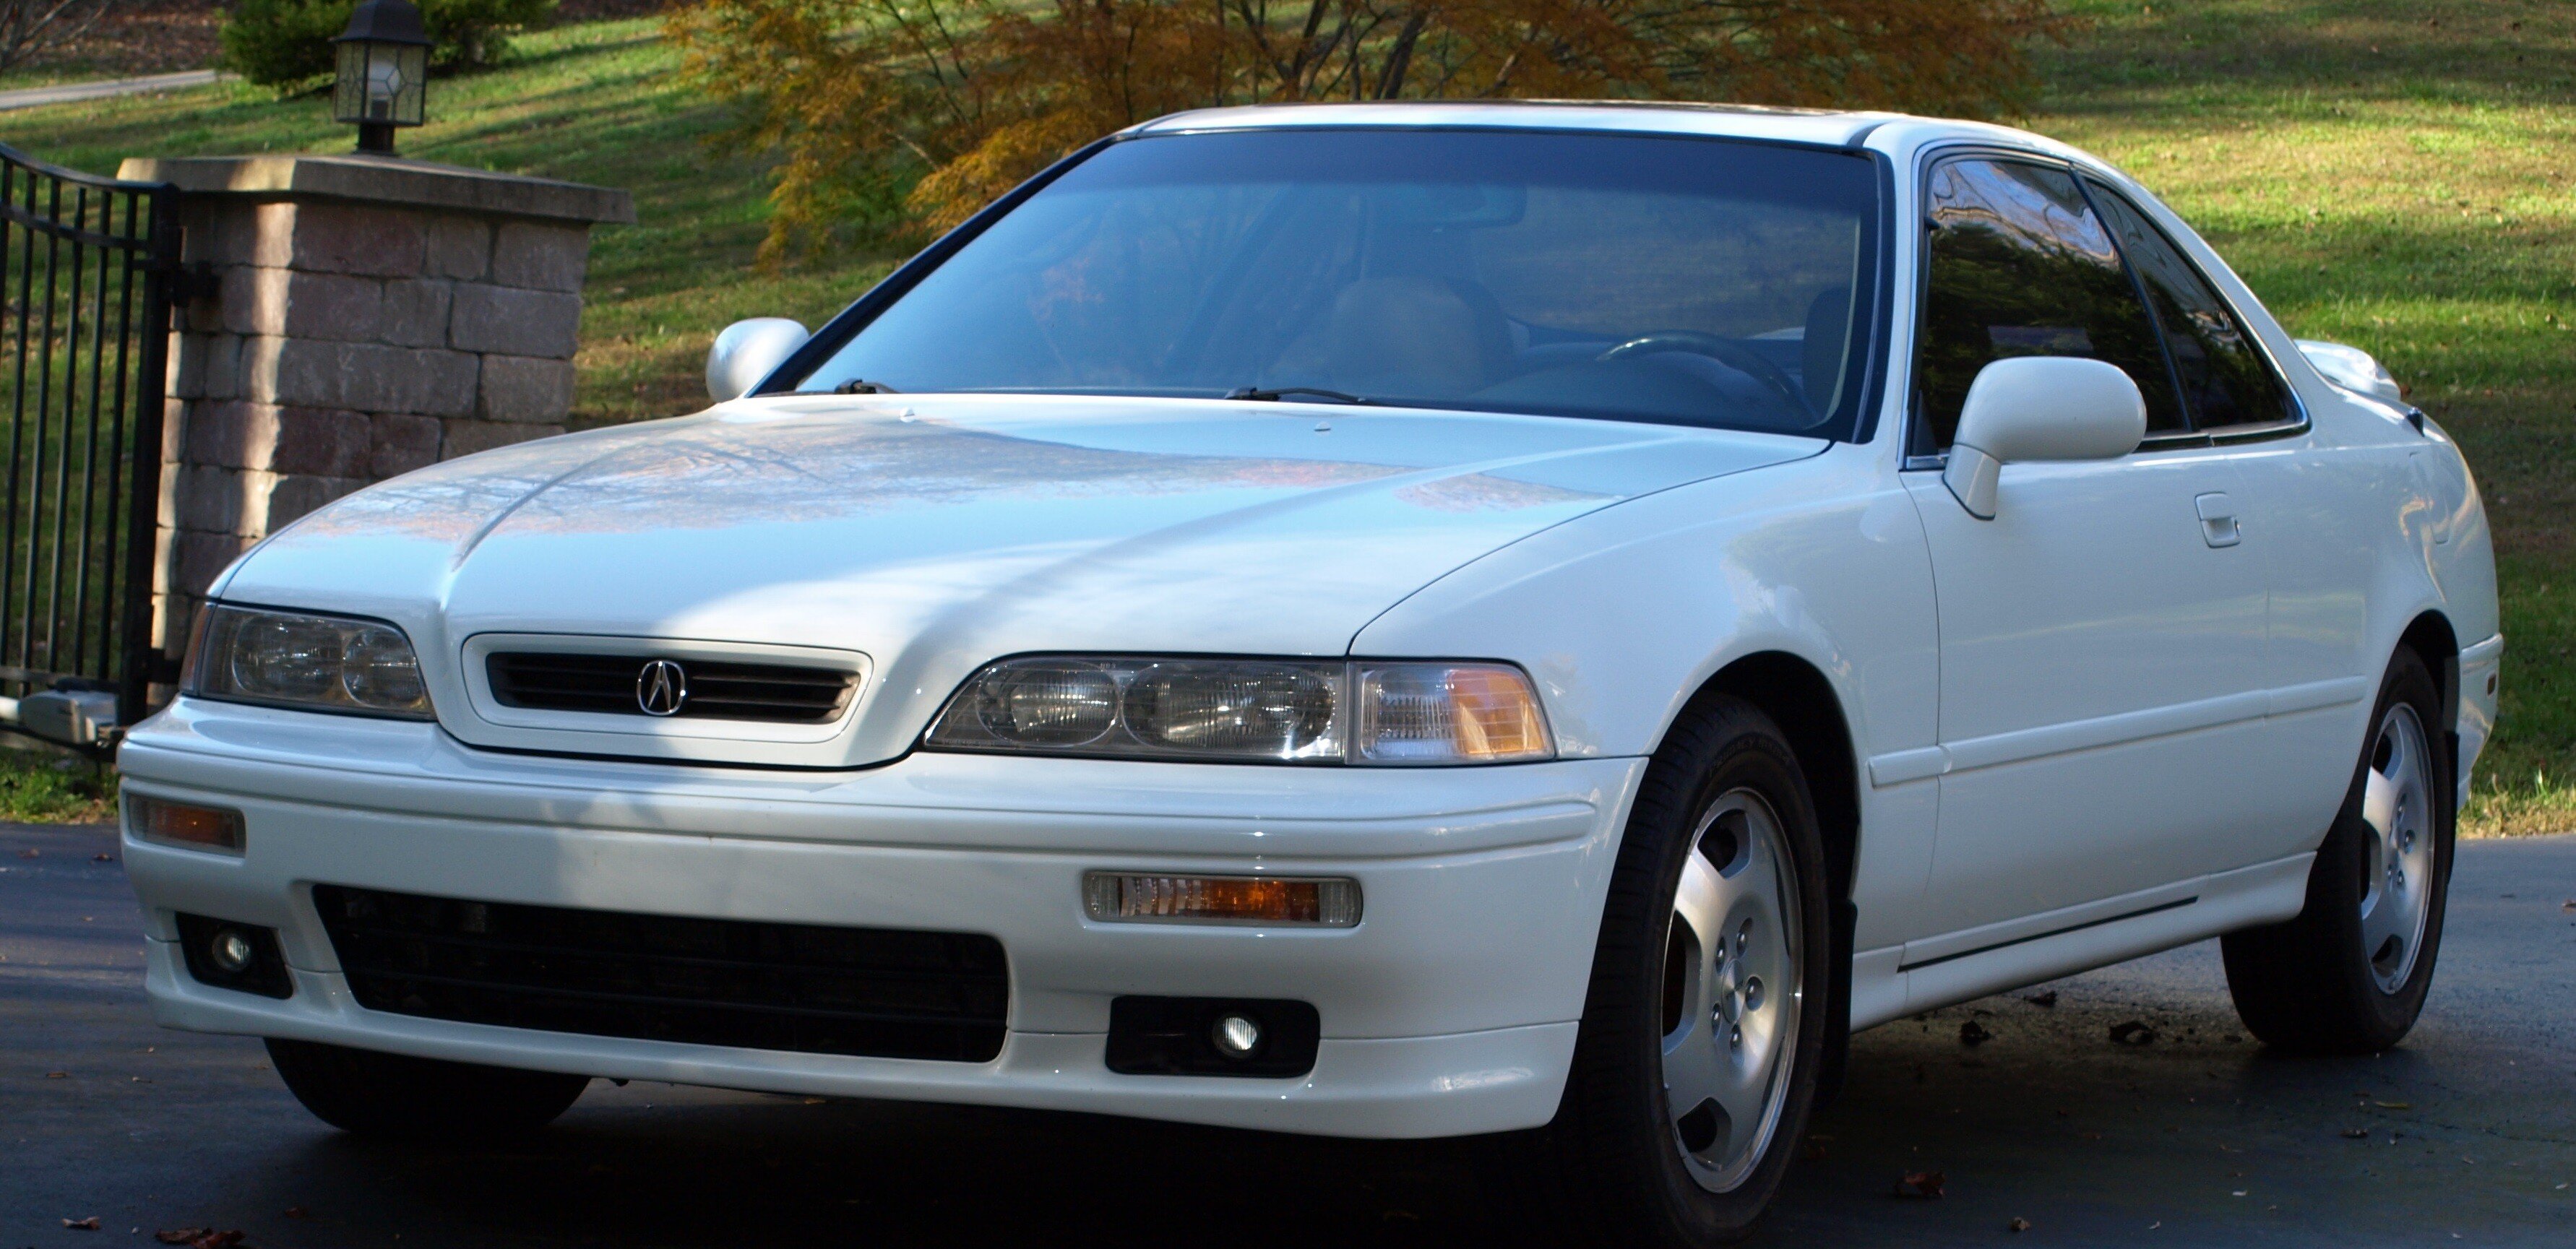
2457, 632, 2503, 811
118, 699, 1642, 1138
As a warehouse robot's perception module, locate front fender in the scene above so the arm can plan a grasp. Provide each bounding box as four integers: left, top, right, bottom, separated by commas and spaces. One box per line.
1347, 443, 1941, 957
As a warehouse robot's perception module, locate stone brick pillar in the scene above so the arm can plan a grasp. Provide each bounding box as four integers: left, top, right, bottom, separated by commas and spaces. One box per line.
113, 153, 633, 659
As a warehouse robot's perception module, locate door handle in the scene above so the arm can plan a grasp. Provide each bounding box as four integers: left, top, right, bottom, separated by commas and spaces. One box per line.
2194, 492, 2241, 548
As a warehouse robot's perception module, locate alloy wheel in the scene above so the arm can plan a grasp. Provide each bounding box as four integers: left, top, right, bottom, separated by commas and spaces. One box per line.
2356, 702, 2436, 993
1659, 787, 1803, 1193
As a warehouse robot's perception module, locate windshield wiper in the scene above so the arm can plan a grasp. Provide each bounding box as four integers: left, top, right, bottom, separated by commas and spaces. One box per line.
1225, 386, 1365, 404
833, 378, 901, 394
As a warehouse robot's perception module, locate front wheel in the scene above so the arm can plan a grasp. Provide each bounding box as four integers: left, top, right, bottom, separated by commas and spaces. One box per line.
2222, 649, 2453, 1053
1485, 696, 1833, 1246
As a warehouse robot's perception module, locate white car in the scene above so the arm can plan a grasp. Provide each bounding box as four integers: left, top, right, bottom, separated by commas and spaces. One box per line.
119, 103, 2497, 1244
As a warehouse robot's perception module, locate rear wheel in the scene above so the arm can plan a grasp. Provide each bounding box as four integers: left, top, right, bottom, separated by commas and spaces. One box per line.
2222, 649, 2452, 1053
267, 1039, 591, 1138
1485, 696, 1832, 1246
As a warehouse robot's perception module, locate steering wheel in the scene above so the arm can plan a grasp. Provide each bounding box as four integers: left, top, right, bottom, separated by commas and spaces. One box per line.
1598, 331, 1812, 419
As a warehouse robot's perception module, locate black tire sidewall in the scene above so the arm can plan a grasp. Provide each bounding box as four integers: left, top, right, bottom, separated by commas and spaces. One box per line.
1566, 697, 1836, 1245
2325, 652, 2454, 1042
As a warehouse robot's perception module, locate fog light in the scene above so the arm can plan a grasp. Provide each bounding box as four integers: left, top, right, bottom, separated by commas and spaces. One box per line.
210, 928, 256, 973
1211, 1012, 1262, 1058
1083, 873, 1361, 926
172, 914, 292, 999
126, 795, 245, 854
1106, 996, 1321, 1077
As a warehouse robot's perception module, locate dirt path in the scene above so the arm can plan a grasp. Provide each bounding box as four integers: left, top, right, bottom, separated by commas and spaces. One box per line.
0, 69, 219, 113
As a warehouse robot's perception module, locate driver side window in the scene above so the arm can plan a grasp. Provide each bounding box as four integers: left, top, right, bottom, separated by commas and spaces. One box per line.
1913, 157, 2187, 454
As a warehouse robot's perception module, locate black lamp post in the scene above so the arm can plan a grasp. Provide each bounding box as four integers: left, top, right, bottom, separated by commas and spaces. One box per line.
332, 0, 431, 155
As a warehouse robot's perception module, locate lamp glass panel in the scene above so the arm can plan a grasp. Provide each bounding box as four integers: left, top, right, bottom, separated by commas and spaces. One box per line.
392, 44, 427, 125
331, 41, 369, 124
333, 41, 428, 127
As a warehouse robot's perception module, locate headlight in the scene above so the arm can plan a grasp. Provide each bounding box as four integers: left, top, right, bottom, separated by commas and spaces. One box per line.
923, 656, 1551, 765
186, 605, 432, 719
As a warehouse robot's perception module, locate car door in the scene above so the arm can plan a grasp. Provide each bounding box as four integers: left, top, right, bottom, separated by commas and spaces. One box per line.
2081, 176, 2372, 870
1897, 155, 2271, 949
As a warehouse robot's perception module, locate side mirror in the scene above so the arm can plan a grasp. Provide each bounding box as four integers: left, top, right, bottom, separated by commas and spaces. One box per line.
2296, 338, 2405, 407
705, 318, 811, 402
1942, 356, 2146, 519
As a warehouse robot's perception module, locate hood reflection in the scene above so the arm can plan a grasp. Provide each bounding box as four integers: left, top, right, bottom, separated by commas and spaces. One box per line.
294, 404, 1610, 552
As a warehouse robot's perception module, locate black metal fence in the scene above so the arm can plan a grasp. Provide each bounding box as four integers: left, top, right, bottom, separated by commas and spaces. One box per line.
0, 141, 178, 732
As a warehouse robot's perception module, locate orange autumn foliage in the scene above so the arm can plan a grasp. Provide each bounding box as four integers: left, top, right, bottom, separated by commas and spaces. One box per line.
667, 0, 2069, 262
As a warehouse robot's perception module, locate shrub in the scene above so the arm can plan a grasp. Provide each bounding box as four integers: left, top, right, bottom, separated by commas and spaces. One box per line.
222, 0, 560, 90
668, 0, 2071, 264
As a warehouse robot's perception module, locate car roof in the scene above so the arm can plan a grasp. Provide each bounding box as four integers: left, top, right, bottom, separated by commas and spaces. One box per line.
1126, 100, 2012, 152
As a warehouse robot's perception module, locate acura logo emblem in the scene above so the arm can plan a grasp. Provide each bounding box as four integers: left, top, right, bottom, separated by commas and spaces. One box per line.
636, 660, 688, 717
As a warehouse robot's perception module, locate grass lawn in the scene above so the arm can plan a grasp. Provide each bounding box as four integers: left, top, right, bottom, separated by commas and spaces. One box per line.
0, 1, 2567, 831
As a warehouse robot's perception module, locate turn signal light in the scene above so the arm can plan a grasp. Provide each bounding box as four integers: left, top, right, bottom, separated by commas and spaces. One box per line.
1084, 872, 1361, 927
126, 795, 245, 854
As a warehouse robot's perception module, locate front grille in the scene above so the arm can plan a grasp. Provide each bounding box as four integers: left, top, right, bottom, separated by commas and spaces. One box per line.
486, 652, 858, 723
313, 886, 1009, 1062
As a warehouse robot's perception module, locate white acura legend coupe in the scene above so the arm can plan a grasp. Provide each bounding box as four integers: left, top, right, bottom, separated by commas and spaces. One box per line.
120, 103, 2497, 1245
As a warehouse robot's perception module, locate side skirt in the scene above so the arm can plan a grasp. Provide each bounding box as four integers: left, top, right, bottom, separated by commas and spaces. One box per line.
1846, 852, 2314, 1029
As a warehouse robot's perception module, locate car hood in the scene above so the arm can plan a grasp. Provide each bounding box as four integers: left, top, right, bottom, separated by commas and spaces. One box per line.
222, 394, 1820, 762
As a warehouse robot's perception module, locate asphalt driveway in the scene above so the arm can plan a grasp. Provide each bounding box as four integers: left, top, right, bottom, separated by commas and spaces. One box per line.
6, 820, 2571, 1247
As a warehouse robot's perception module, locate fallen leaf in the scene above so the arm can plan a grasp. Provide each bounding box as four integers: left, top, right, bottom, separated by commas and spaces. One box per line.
1895, 1170, 1947, 1199
92, 853, 114, 863
2110, 1020, 2157, 1046
63, 1216, 100, 1229
46, 1071, 66, 1079
2008, 1217, 2033, 1232
156, 1232, 243, 1249
1959, 1020, 1994, 1046
2024, 990, 2059, 1008
17, 847, 36, 857
2342, 1128, 2371, 1139
2377, 1101, 2413, 1110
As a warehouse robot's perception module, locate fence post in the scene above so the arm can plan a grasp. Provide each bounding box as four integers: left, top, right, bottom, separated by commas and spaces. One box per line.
116, 154, 634, 679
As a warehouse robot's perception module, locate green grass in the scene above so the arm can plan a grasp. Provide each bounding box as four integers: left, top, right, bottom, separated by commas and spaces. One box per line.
0, 747, 113, 823
1, 4, 2570, 831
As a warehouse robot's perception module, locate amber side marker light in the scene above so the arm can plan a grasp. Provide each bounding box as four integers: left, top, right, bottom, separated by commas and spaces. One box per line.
128, 795, 246, 854
1084, 873, 1360, 927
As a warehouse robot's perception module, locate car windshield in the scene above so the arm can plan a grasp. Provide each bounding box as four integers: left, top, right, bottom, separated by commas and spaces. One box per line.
793, 127, 1882, 438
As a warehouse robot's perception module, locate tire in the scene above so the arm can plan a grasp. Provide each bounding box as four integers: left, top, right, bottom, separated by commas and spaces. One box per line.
2222, 648, 2453, 1054
266, 1039, 591, 1138
1483, 696, 1835, 1247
